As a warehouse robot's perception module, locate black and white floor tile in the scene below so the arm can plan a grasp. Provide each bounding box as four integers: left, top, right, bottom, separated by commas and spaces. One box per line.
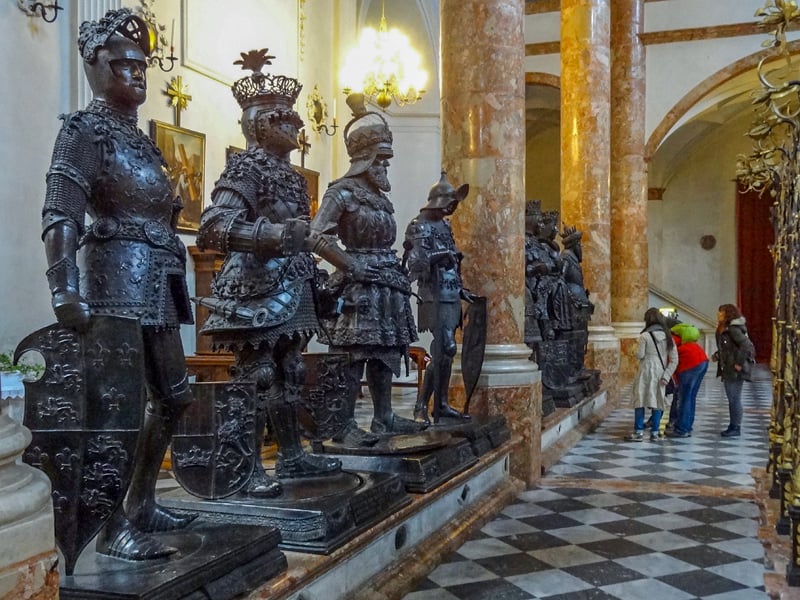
401, 368, 774, 600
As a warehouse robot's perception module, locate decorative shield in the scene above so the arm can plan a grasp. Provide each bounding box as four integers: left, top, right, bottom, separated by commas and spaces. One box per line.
15, 317, 146, 576
171, 381, 258, 500
461, 296, 487, 414
297, 353, 356, 443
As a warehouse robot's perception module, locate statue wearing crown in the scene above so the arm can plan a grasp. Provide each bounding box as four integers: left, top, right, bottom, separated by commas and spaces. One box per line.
194, 49, 357, 496
16, 8, 197, 573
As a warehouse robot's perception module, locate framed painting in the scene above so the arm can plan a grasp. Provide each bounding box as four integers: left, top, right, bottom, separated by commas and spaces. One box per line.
150, 120, 206, 233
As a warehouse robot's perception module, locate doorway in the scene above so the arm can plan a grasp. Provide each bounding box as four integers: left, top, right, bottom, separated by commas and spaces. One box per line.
736, 181, 774, 362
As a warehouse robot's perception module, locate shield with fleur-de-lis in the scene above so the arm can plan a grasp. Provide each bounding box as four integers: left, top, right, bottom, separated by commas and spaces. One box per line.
14, 316, 145, 576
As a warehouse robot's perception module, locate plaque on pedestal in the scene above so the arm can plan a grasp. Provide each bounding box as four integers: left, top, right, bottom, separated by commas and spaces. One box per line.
59, 523, 286, 600
160, 470, 410, 553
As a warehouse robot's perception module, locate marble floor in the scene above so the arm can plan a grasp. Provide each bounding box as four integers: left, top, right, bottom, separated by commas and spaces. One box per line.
401, 367, 776, 600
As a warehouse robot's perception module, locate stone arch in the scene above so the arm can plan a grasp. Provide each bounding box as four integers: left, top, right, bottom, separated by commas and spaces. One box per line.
645, 40, 800, 161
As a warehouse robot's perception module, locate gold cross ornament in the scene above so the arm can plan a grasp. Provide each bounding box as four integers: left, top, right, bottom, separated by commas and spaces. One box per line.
164, 76, 192, 127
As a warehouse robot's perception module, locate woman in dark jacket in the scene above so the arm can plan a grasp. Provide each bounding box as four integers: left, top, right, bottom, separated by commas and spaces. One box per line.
714, 303, 754, 437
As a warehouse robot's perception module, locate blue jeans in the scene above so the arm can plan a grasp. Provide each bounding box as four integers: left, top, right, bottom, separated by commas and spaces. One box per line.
724, 377, 744, 429
634, 406, 662, 433
674, 361, 709, 434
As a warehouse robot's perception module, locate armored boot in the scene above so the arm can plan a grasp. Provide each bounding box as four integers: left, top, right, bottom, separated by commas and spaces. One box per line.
368, 360, 427, 434
413, 363, 434, 424
331, 360, 380, 446
433, 358, 469, 423
126, 403, 197, 532
96, 507, 177, 561
272, 384, 341, 478
242, 388, 282, 497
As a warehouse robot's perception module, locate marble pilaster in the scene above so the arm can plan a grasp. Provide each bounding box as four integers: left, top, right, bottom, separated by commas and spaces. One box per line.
440, 0, 540, 485
0, 397, 58, 599
610, 0, 648, 383
560, 0, 620, 398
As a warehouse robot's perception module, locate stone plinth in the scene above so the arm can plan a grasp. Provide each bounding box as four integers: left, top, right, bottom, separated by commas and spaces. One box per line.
613, 321, 645, 384
0, 400, 58, 599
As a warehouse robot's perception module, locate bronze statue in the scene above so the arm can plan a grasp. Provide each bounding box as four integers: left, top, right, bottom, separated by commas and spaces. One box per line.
37, 8, 194, 564
404, 172, 473, 424
309, 97, 423, 444
524, 201, 572, 343
560, 225, 594, 337
195, 50, 344, 497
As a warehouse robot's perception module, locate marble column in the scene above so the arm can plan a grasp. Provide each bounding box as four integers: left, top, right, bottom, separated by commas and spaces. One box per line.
0, 395, 57, 599
560, 0, 620, 395
441, 0, 541, 485
610, 0, 648, 383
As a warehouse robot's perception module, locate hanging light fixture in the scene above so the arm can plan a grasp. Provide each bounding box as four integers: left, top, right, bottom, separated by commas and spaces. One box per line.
340, 1, 427, 111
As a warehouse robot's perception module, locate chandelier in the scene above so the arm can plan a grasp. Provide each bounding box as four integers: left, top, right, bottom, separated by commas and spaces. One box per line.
340, 2, 427, 110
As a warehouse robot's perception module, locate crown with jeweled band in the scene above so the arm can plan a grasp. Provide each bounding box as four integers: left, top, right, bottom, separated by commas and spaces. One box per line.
525, 200, 541, 218
560, 224, 582, 248
541, 209, 559, 225
231, 49, 302, 110
78, 8, 152, 63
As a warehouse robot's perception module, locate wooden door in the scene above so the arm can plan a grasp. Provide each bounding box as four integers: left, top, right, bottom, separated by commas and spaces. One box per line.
736, 182, 774, 362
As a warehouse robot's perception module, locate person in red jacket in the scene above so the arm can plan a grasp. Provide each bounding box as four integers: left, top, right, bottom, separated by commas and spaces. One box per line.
666, 323, 709, 438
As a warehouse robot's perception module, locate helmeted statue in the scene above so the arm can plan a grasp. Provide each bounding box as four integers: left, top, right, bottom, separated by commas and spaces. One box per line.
195, 49, 345, 497
309, 97, 423, 445
404, 172, 472, 423
39, 8, 195, 562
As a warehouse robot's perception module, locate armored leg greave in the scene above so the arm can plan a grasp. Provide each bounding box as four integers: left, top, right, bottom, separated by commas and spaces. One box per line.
368, 360, 426, 435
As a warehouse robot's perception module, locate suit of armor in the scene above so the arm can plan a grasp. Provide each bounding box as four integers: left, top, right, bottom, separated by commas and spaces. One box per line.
310, 108, 422, 442
40, 9, 195, 562
404, 172, 471, 423
195, 51, 340, 496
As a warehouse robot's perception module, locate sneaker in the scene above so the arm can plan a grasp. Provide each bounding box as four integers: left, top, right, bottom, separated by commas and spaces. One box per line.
650, 433, 661, 442
720, 428, 741, 438
665, 430, 690, 438
625, 431, 643, 442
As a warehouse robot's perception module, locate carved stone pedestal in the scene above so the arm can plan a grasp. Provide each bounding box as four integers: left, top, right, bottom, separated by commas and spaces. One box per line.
59, 523, 286, 600
320, 432, 478, 493
425, 415, 511, 457
161, 470, 410, 553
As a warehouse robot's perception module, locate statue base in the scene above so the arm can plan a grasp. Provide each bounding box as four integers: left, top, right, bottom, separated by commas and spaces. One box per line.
160, 470, 410, 553
60, 523, 286, 600
319, 431, 477, 493
424, 415, 511, 457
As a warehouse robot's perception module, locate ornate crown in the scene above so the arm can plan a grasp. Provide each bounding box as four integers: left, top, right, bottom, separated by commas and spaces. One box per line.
525, 199, 541, 217
231, 49, 302, 110
78, 8, 151, 63
561, 224, 582, 247
541, 209, 560, 225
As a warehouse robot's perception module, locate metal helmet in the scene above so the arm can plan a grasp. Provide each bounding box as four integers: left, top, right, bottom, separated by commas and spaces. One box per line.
423, 171, 469, 210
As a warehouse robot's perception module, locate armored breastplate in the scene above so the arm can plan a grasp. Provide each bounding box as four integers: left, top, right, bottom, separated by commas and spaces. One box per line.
88, 111, 174, 224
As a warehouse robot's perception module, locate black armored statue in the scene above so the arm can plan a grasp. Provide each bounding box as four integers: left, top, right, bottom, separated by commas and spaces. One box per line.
404, 172, 473, 424
21, 8, 196, 571
308, 97, 423, 445
194, 49, 350, 497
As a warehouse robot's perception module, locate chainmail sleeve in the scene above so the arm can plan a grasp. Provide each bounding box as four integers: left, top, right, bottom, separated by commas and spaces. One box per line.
42, 112, 102, 236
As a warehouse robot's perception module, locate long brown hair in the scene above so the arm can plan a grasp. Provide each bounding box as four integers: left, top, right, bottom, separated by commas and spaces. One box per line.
717, 303, 743, 334
642, 307, 674, 352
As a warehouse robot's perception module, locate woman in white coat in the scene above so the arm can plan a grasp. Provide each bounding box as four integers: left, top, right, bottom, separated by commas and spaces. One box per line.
627, 307, 678, 441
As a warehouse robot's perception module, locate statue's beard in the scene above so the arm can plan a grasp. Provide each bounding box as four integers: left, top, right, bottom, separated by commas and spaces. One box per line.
366, 168, 391, 192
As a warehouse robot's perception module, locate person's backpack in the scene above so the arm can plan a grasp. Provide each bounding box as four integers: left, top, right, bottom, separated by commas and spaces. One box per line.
739, 332, 756, 381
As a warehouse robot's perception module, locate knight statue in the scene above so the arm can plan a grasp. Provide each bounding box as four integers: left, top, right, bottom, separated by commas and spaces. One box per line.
308, 95, 424, 445
404, 172, 474, 424
35, 7, 196, 565
194, 49, 350, 497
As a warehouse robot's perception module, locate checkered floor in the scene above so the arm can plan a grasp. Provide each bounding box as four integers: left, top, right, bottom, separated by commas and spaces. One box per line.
401, 367, 774, 600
